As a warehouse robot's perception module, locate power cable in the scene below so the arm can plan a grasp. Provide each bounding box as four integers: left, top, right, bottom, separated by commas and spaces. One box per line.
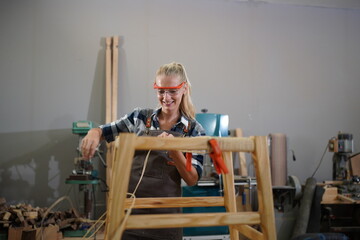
311, 137, 335, 178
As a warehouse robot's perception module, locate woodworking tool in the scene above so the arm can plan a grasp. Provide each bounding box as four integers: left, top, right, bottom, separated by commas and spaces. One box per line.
66, 121, 104, 219
329, 132, 354, 181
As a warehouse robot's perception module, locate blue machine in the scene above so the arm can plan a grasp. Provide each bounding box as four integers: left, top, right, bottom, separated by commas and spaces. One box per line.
195, 111, 229, 182
182, 111, 230, 237
195, 113, 229, 137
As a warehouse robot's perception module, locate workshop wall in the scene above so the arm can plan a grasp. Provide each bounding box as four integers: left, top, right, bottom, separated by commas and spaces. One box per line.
1, 0, 360, 209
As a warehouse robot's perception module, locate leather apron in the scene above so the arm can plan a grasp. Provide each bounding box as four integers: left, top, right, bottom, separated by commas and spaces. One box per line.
122, 130, 185, 240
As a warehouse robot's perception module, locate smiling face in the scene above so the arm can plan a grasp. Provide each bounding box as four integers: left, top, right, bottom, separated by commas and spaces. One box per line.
155, 74, 186, 114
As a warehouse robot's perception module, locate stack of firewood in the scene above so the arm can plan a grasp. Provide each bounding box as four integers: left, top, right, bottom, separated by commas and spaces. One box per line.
0, 197, 88, 231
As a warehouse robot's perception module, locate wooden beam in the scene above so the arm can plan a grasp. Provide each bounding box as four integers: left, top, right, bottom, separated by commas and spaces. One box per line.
124, 196, 224, 209
105, 36, 113, 198
235, 128, 248, 176
105, 134, 136, 239
252, 136, 276, 240
111, 36, 119, 122
134, 136, 255, 152
105, 37, 112, 124
223, 151, 239, 240
234, 225, 264, 240
235, 128, 252, 213
125, 212, 261, 229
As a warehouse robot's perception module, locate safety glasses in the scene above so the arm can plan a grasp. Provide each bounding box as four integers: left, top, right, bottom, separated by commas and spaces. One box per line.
153, 81, 185, 89
153, 82, 185, 96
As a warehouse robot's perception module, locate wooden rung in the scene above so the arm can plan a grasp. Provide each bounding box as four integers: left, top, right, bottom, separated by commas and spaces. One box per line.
234, 225, 264, 240
125, 212, 261, 229
134, 136, 255, 152
125, 196, 224, 209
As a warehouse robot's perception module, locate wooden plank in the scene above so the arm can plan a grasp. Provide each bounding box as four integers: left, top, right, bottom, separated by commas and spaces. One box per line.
222, 151, 239, 240
105, 37, 112, 124
337, 194, 356, 203
134, 136, 255, 152
125, 212, 261, 229
320, 181, 344, 186
111, 36, 119, 122
234, 225, 264, 240
235, 128, 248, 176
23, 211, 38, 219
124, 196, 224, 209
105, 142, 113, 198
105, 134, 136, 239
252, 136, 277, 240
234, 128, 252, 214
2, 212, 11, 220
321, 187, 338, 203
105, 36, 113, 199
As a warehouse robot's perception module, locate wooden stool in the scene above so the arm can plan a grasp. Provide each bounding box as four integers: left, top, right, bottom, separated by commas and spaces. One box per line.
104, 133, 276, 240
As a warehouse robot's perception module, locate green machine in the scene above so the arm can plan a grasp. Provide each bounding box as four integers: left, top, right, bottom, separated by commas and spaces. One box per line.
67, 121, 105, 180
72, 120, 93, 135
66, 121, 104, 220
182, 110, 230, 238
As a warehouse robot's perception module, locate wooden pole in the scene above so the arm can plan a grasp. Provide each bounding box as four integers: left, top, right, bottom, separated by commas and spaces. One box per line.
105, 37, 114, 195
105, 135, 137, 239
105, 36, 119, 200
223, 151, 239, 240
105, 37, 112, 124
111, 36, 119, 122
252, 136, 277, 240
235, 129, 247, 176
235, 128, 252, 213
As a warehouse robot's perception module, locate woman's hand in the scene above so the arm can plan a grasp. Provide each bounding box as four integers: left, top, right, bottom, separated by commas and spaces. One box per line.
81, 128, 103, 160
157, 131, 173, 138
157, 132, 179, 159
157, 132, 198, 186
157, 131, 177, 157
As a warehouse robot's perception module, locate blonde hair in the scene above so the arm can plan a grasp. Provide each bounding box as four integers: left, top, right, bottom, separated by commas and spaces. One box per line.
156, 62, 196, 120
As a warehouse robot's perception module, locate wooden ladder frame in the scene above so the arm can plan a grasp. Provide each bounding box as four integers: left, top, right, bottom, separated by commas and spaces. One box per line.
104, 133, 276, 240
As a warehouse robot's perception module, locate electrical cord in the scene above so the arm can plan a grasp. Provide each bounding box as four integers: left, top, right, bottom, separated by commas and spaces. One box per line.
311, 137, 335, 178
311, 143, 329, 178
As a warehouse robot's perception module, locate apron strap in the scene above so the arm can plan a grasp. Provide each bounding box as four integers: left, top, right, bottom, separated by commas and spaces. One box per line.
145, 115, 192, 136
183, 120, 191, 135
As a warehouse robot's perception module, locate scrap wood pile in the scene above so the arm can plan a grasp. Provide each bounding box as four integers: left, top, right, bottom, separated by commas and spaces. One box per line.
0, 197, 91, 231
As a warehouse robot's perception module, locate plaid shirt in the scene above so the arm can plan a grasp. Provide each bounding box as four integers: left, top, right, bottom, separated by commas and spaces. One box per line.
100, 107, 206, 178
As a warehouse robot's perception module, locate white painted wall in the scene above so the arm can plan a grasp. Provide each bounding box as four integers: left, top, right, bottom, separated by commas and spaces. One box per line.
0, 0, 360, 209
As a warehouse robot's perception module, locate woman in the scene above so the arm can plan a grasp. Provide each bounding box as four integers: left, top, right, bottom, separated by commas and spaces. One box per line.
81, 62, 206, 240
